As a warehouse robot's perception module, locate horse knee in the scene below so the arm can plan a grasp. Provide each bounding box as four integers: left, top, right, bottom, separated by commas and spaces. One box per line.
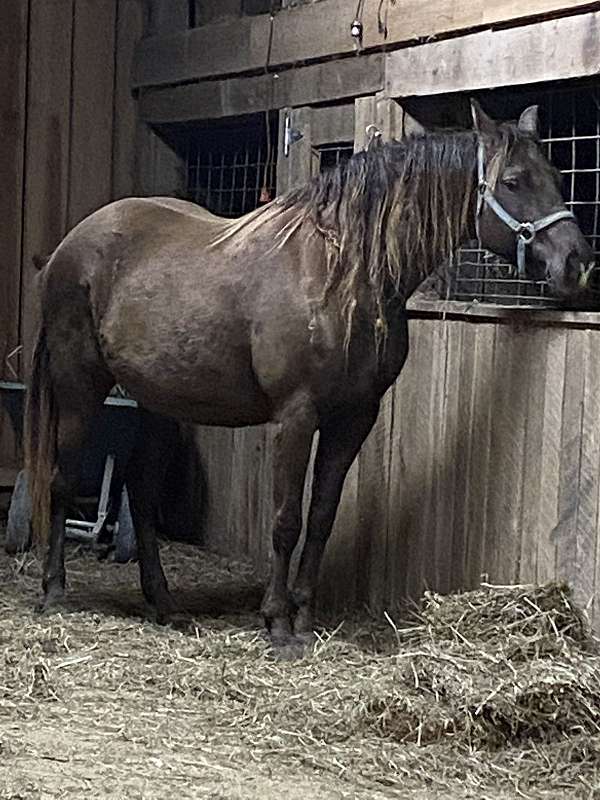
272, 507, 302, 555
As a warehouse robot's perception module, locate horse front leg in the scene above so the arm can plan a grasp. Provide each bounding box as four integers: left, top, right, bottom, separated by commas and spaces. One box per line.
261, 395, 317, 645
291, 404, 379, 638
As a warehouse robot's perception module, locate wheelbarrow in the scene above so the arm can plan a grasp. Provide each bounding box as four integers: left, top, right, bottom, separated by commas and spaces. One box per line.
0, 380, 139, 562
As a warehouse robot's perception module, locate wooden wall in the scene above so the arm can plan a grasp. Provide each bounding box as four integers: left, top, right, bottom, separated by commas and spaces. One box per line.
0, 0, 145, 484
197, 315, 600, 623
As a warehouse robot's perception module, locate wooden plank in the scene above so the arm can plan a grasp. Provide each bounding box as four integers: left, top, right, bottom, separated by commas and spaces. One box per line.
432, 320, 462, 595
133, 0, 596, 88
140, 54, 384, 124
386, 11, 600, 98
0, 0, 28, 473
405, 322, 436, 602
536, 330, 567, 584
518, 328, 550, 585
68, 0, 117, 228
554, 330, 586, 603
276, 106, 313, 195
575, 331, 600, 618
407, 295, 600, 329
386, 323, 424, 607
311, 105, 354, 146
355, 388, 394, 612
20, 0, 73, 374
194, 426, 235, 556
464, 325, 496, 588
113, 0, 146, 200
354, 95, 376, 154
148, 0, 188, 34
448, 321, 473, 591
0, 0, 28, 376
484, 326, 528, 584
417, 320, 445, 594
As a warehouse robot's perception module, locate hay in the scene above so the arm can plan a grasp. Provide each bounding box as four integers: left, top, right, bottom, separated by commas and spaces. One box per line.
1, 540, 600, 799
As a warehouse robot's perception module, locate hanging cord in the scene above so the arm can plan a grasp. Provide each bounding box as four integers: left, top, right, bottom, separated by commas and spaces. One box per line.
260, 3, 277, 203
377, 0, 396, 38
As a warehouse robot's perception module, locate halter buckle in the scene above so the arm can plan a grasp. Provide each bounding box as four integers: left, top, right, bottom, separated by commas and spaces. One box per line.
516, 221, 536, 245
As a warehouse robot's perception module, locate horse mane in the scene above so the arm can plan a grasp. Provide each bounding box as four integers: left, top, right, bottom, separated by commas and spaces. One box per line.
281, 125, 519, 347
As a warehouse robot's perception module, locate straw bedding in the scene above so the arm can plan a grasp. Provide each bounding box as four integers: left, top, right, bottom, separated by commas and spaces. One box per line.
1, 535, 599, 799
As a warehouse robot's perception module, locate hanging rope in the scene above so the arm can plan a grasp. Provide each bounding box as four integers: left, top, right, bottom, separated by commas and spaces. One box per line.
377, 0, 397, 38
260, 3, 277, 204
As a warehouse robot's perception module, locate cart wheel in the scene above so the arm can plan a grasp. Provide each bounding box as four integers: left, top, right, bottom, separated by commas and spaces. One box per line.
6, 469, 32, 554
113, 486, 137, 563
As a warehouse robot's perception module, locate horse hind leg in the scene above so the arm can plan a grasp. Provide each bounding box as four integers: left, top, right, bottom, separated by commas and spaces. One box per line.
125, 410, 180, 623
35, 297, 113, 610
40, 407, 102, 610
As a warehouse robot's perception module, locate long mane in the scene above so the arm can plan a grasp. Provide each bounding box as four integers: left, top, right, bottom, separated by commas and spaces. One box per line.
281, 127, 516, 346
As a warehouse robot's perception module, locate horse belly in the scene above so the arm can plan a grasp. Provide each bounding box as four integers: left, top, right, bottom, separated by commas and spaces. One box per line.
101, 311, 272, 426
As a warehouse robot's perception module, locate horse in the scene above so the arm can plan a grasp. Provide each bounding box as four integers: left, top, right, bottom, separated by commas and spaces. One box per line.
24, 101, 592, 645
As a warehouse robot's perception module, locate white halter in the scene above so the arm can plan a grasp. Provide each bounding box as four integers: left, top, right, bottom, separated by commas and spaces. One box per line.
476, 140, 576, 277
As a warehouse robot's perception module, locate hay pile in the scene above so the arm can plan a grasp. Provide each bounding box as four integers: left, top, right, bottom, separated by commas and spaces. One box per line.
1, 543, 600, 799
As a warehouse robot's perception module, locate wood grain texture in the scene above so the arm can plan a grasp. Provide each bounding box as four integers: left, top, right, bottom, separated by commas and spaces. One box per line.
554, 330, 586, 604
0, 0, 28, 472
386, 11, 600, 98
134, 0, 596, 88
140, 54, 384, 125
0, 0, 28, 375
518, 328, 550, 585
21, 0, 74, 373
465, 325, 496, 588
113, 0, 146, 200
68, 0, 117, 228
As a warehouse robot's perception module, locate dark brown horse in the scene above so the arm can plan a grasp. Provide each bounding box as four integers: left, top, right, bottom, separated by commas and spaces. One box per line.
24, 102, 591, 644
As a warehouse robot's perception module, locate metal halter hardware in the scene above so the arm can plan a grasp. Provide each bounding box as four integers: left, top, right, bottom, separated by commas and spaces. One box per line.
476, 141, 576, 277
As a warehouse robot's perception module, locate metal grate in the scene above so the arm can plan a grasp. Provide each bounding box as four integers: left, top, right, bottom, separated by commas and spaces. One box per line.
446, 85, 600, 307
313, 142, 354, 173
185, 116, 277, 218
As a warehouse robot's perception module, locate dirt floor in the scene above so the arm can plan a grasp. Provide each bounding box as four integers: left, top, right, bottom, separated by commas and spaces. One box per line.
1, 534, 600, 800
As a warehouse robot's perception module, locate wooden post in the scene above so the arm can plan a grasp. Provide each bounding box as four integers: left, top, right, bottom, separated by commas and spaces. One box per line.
276, 106, 313, 194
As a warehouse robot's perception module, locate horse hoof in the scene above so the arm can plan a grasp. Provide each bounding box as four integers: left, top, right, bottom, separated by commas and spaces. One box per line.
268, 635, 306, 661
293, 630, 317, 647
35, 590, 66, 615
144, 596, 180, 626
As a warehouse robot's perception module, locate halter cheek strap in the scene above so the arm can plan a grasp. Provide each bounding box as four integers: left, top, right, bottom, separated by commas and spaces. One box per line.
476, 141, 576, 277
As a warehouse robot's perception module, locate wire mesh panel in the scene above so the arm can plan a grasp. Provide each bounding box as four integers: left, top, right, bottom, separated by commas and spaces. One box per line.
313, 143, 354, 173
185, 116, 277, 218
446, 84, 600, 307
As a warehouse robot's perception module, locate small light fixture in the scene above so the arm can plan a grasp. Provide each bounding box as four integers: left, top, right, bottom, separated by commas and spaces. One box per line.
350, 18, 363, 45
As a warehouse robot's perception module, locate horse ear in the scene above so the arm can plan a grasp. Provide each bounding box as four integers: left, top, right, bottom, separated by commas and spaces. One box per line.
470, 99, 496, 137
518, 105, 540, 138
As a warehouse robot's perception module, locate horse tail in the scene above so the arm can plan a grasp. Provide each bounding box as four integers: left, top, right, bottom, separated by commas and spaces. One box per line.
23, 326, 57, 548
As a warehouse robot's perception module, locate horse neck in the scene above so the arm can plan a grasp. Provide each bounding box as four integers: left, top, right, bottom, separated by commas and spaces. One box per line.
375, 132, 479, 302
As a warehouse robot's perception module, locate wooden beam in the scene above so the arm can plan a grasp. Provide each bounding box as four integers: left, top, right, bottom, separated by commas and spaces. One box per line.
386, 10, 600, 98
139, 54, 384, 124
310, 105, 354, 146
147, 0, 188, 34
133, 0, 599, 89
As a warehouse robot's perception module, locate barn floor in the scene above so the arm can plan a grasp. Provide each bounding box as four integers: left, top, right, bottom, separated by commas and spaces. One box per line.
1, 535, 599, 800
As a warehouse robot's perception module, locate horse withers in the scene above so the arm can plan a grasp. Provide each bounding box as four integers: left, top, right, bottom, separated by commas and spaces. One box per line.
24, 101, 592, 644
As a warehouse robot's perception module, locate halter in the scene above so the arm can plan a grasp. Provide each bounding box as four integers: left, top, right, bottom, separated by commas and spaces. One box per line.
476, 140, 576, 277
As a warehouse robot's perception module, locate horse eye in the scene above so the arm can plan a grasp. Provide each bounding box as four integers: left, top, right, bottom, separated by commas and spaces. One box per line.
501, 175, 519, 191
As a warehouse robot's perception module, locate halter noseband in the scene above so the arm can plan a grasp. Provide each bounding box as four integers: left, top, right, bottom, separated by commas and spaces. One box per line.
476, 140, 576, 277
